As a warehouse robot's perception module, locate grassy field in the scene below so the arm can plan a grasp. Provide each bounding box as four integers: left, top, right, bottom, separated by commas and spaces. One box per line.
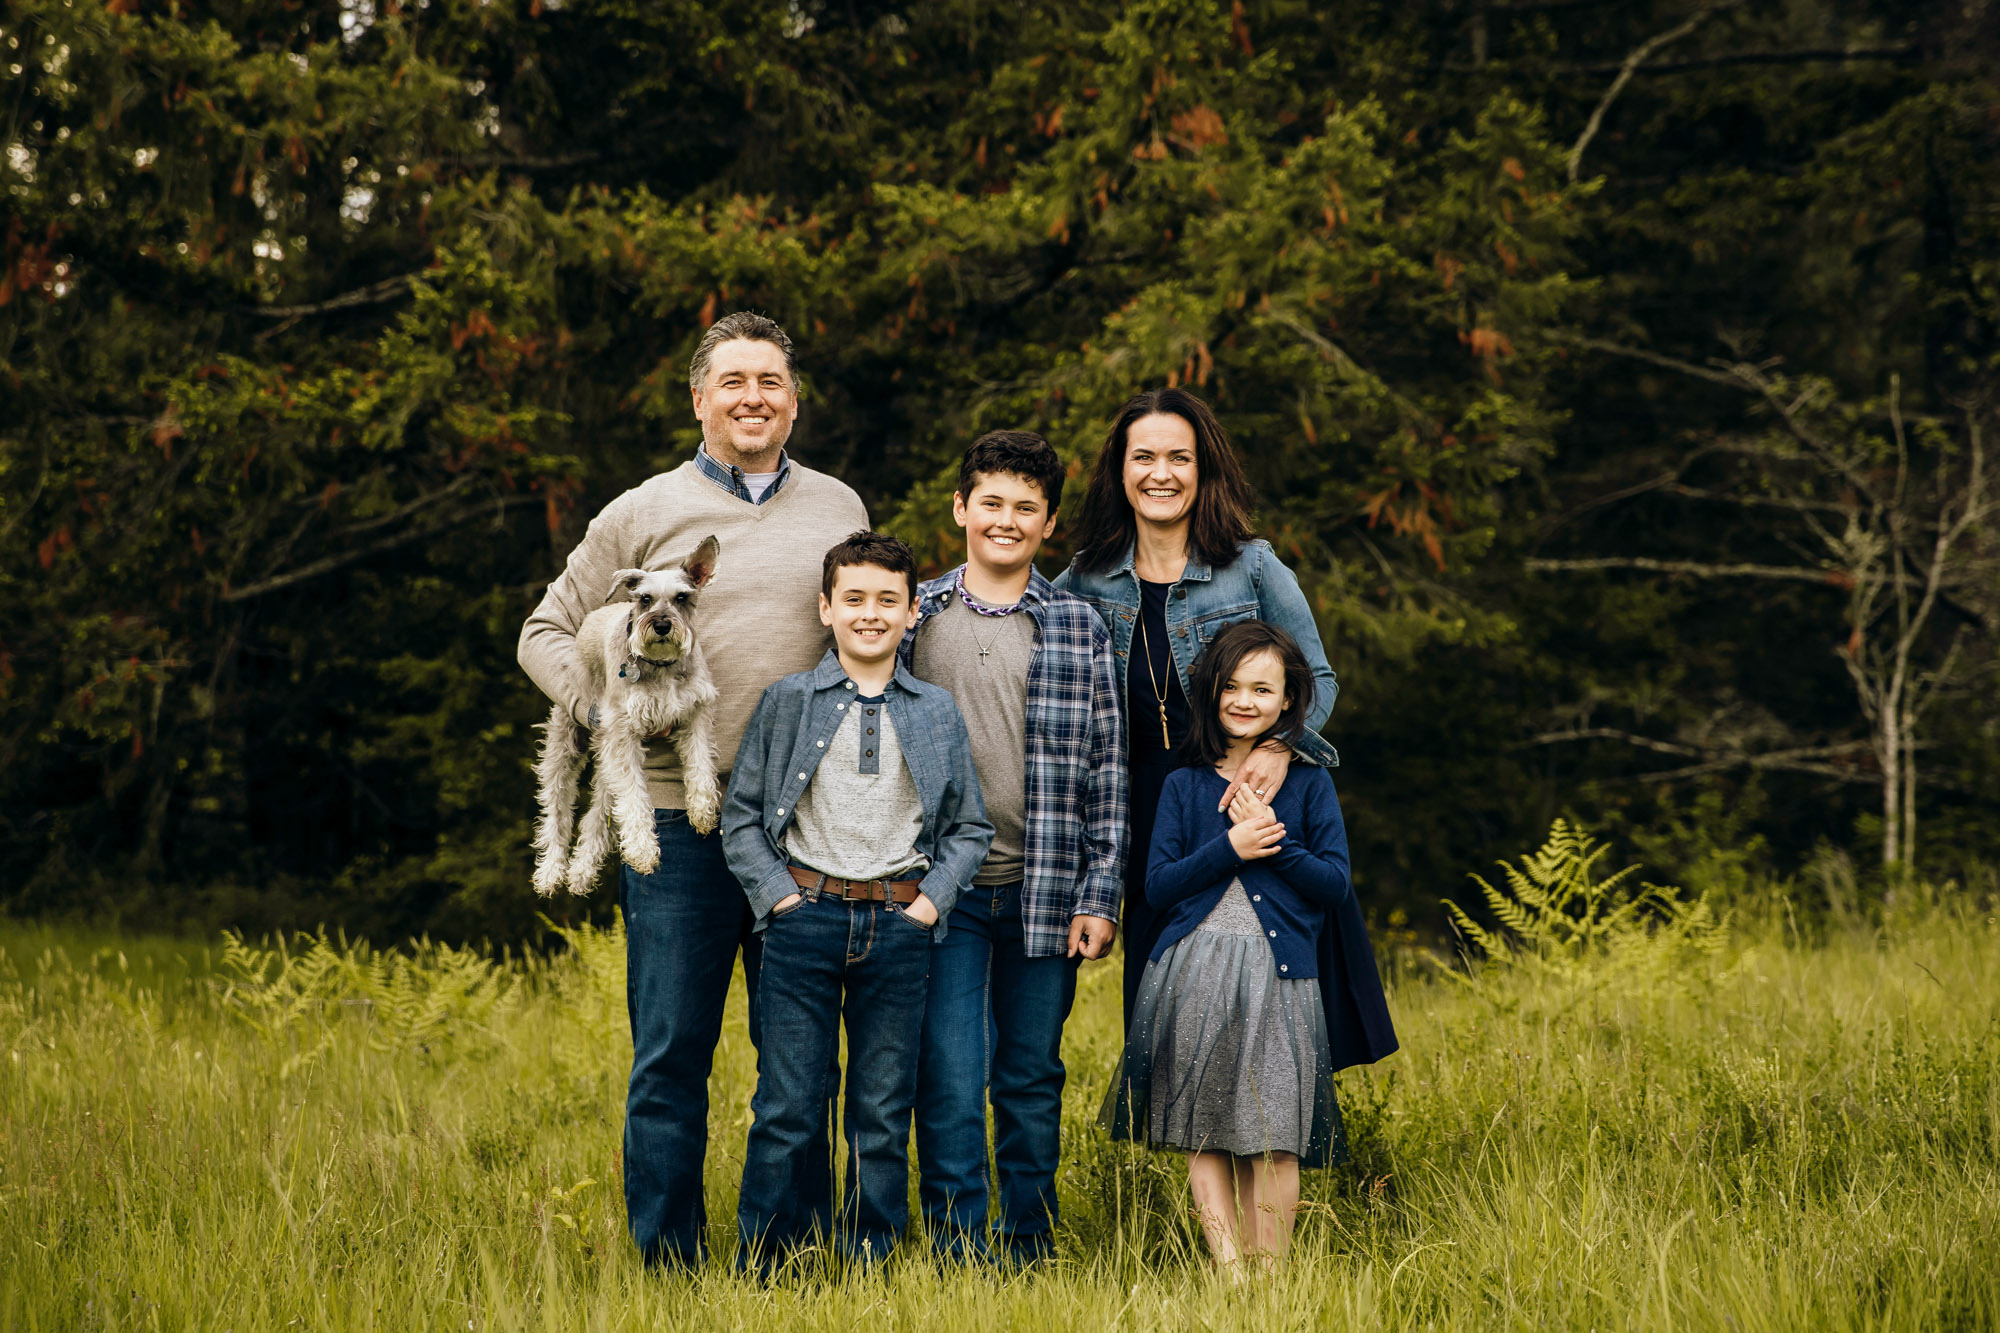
3, 872, 1998, 1331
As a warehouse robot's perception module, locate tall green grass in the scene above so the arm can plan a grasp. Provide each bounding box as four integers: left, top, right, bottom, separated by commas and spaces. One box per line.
3, 868, 1997, 1330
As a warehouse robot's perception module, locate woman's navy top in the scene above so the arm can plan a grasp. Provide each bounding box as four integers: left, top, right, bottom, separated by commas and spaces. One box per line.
1128, 578, 1193, 767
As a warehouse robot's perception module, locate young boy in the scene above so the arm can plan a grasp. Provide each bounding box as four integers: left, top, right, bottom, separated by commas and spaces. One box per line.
722, 530, 993, 1271
901, 431, 1129, 1265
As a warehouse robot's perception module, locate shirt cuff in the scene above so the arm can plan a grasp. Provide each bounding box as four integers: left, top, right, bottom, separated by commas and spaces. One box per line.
915, 869, 961, 922
746, 866, 799, 920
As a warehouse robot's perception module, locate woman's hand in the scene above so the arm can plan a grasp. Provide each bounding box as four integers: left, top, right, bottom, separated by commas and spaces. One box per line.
904, 894, 940, 927
1225, 785, 1272, 827
1228, 811, 1287, 860
1219, 740, 1291, 812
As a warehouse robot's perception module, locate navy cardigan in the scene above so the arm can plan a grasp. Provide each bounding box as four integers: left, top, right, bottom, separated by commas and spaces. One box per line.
1146, 764, 1399, 1071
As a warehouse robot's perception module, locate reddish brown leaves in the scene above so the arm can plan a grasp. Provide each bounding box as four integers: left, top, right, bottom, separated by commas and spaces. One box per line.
151, 413, 182, 459
1230, 0, 1255, 56
1358, 477, 1455, 572
1169, 106, 1228, 152
449, 309, 495, 351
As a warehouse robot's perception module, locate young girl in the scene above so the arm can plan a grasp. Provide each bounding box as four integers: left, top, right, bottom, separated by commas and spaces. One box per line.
1101, 620, 1380, 1271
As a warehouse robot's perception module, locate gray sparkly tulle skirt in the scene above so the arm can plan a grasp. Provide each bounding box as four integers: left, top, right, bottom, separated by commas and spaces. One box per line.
1100, 880, 1346, 1168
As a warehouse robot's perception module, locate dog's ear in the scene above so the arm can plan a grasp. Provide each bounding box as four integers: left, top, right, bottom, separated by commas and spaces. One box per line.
682, 535, 721, 589
604, 569, 649, 603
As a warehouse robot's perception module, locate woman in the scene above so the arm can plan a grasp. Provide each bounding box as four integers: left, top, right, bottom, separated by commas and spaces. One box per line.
1054, 387, 1341, 1029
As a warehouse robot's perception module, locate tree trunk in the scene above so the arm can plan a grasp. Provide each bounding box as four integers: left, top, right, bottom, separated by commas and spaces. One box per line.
1880, 708, 1902, 867
1902, 716, 1919, 870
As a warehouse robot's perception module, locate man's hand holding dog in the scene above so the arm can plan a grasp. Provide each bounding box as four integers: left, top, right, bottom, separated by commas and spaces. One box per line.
583, 706, 674, 743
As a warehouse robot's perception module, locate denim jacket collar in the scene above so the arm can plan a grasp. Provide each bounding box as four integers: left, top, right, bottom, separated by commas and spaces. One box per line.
1108, 541, 1213, 583
808, 647, 925, 698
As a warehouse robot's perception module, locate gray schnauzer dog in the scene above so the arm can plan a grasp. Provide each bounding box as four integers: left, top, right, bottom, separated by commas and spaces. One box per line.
532, 535, 722, 896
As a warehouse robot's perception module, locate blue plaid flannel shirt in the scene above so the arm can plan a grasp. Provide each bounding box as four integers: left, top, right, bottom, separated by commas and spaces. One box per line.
693, 445, 792, 504
900, 565, 1129, 958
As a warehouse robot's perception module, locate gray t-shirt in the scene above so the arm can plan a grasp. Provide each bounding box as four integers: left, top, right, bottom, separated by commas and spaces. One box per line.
911, 591, 1035, 886
785, 691, 929, 883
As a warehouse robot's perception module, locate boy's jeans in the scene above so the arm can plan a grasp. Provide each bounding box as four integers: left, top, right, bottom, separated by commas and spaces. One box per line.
619, 810, 833, 1268
915, 882, 1079, 1264
737, 892, 933, 1270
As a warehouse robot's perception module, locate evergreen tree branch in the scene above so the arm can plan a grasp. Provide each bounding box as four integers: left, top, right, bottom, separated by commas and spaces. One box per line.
1569, 4, 1736, 183
1526, 731, 1883, 785
1522, 728, 1701, 758
238, 274, 423, 320
329, 476, 481, 538
1525, 555, 1846, 583
1572, 337, 1745, 386
1558, 45, 1918, 75
219, 496, 537, 603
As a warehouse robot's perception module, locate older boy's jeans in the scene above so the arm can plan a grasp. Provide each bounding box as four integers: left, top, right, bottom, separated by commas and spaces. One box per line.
915, 882, 1079, 1264
737, 893, 932, 1270
618, 810, 833, 1268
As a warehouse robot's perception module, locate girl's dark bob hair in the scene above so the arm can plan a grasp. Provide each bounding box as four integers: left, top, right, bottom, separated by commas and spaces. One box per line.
1068, 387, 1256, 574
1180, 620, 1317, 768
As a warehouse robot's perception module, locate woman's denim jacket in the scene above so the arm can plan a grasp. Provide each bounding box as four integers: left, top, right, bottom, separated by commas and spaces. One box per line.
1053, 538, 1340, 767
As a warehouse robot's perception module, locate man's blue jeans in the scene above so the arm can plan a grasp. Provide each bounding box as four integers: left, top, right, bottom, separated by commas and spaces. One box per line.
618, 810, 832, 1267
737, 892, 933, 1271
914, 882, 1079, 1264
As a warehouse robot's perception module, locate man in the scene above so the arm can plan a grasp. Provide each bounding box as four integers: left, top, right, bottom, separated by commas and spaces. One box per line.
518, 311, 866, 1267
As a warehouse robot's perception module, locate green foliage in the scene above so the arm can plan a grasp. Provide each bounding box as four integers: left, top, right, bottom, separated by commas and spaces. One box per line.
216, 927, 526, 1074
2, 0, 1996, 938
1442, 819, 1726, 996
4, 892, 1998, 1327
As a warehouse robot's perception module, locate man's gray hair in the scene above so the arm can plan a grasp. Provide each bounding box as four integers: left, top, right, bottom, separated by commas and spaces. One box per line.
687, 311, 800, 397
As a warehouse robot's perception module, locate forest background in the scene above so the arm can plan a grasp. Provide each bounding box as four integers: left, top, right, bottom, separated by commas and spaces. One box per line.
2, 0, 1996, 945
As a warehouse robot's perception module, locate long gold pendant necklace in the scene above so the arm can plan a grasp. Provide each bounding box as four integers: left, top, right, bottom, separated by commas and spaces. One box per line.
1137, 602, 1173, 749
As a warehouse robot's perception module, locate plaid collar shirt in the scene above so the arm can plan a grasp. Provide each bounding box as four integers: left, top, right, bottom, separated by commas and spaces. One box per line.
693, 445, 793, 504
900, 565, 1130, 958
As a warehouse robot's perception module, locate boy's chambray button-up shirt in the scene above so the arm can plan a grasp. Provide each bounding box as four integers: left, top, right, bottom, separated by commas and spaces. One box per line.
721, 651, 993, 936
900, 566, 1129, 959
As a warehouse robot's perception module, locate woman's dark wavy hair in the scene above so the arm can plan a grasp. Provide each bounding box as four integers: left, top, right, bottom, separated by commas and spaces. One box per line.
1180, 621, 1315, 769
1069, 387, 1255, 574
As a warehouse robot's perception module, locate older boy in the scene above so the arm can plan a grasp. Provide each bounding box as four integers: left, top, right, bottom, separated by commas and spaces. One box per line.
902, 431, 1128, 1265
723, 531, 992, 1271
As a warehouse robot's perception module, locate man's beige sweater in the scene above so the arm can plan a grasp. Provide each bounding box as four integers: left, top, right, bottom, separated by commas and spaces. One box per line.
517, 459, 868, 810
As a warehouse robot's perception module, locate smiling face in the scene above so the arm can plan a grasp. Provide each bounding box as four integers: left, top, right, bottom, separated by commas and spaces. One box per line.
691, 337, 799, 470
1122, 412, 1200, 533
953, 470, 1056, 584
1217, 648, 1292, 743
820, 561, 915, 671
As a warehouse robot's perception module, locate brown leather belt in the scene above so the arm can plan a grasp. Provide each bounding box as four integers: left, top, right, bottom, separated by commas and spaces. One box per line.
788, 864, 922, 905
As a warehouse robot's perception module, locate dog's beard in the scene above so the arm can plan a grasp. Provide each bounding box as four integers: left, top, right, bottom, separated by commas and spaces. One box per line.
633, 620, 685, 664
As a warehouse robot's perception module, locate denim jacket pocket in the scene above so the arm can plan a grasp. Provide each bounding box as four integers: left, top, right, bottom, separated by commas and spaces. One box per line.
1192, 600, 1260, 645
